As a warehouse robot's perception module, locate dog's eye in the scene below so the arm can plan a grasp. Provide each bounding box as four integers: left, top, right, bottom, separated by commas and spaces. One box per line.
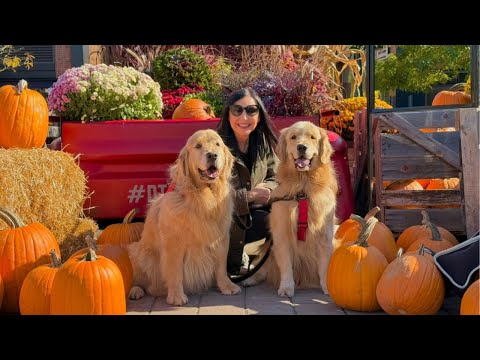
291, 135, 296, 140
195, 143, 202, 149
216, 142, 220, 146
311, 136, 316, 140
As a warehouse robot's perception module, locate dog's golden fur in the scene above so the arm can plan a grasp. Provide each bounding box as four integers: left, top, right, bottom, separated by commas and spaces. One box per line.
244, 121, 338, 296
128, 129, 241, 306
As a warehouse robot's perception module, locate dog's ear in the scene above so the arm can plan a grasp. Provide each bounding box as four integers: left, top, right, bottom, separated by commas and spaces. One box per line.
221, 144, 235, 180
319, 128, 334, 164
276, 128, 288, 163
170, 145, 189, 185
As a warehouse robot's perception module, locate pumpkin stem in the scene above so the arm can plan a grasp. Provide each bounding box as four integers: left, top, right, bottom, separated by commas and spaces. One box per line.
82, 247, 98, 262
0, 207, 25, 228
85, 235, 98, 251
396, 248, 404, 258
50, 250, 62, 268
427, 222, 442, 241
355, 216, 378, 247
123, 208, 138, 224
365, 206, 381, 220
420, 210, 431, 225
349, 214, 367, 227
15, 79, 28, 94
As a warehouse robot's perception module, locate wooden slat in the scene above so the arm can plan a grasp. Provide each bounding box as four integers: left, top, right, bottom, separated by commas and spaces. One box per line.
374, 114, 384, 219
378, 113, 462, 170
385, 208, 465, 233
381, 132, 460, 158
381, 190, 462, 207
374, 109, 458, 130
460, 108, 480, 237
381, 157, 460, 180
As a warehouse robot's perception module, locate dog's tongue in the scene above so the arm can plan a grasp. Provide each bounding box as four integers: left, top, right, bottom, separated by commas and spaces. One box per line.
206, 168, 219, 179
295, 158, 310, 168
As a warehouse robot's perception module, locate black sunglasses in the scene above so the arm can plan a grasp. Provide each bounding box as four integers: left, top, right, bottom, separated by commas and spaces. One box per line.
229, 104, 260, 116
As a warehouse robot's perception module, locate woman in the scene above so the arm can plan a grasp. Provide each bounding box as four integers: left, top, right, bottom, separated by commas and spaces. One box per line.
216, 87, 279, 275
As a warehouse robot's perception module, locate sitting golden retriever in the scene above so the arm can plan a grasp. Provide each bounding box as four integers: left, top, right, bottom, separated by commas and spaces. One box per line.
128, 129, 241, 305
244, 121, 338, 297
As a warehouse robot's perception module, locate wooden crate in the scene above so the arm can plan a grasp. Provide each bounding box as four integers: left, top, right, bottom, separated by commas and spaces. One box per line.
373, 108, 479, 237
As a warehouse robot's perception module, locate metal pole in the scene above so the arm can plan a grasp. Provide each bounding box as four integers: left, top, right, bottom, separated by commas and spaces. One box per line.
367, 45, 375, 211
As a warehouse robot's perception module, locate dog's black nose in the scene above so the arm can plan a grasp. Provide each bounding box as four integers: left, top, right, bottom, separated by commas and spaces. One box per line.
207, 152, 218, 161
297, 144, 307, 153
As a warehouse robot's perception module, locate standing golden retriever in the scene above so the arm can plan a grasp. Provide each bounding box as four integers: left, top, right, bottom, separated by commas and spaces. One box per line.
244, 121, 338, 297
128, 129, 241, 306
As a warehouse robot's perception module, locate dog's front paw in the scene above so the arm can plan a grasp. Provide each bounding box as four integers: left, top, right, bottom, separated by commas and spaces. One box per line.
241, 276, 259, 287
166, 291, 188, 306
277, 280, 295, 297
218, 280, 241, 295
128, 286, 145, 300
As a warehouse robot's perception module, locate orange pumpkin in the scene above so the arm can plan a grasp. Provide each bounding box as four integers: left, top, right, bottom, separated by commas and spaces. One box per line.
97, 208, 144, 247
335, 207, 397, 263
432, 90, 471, 106
172, 99, 215, 120
0, 273, 3, 308
50, 248, 126, 315
19, 250, 61, 315
0, 207, 60, 313
376, 244, 445, 315
396, 210, 458, 251
460, 279, 479, 315
0, 79, 49, 149
415, 179, 432, 189
385, 180, 424, 209
406, 221, 454, 254
68, 235, 132, 296
327, 217, 388, 312
426, 178, 460, 190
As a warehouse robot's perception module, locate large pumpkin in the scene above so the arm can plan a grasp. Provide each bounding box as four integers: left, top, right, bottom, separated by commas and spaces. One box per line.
50, 248, 126, 315
68, 235, 132, 296
0, 79, 49, 149
97, 208, 143, 247
0, 207, 60, 313
460, 279, 479, 315
376, 244, 445, 315
327, 217, 388, 312
19, 250, 61, 315
432, 90, 471, 106
172, 99, 215, 120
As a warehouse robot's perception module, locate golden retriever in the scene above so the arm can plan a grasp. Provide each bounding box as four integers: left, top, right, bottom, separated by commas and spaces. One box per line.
244, 121, 338, 297
128, 129, 241, 306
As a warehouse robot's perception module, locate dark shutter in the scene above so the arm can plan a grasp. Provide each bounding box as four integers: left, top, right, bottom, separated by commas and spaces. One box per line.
0, 45, 56, 89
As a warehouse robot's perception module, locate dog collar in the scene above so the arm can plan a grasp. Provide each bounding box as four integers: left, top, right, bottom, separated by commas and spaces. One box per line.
297, 198, 308, 241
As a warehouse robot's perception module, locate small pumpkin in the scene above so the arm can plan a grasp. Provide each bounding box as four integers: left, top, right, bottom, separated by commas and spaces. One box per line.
68, 235, 132, 296
172, 99, 215, 120
335, 207, 397, 263
0, 207, 60, 313
19, 250, 61, 315
426, 178, 460, 190
97, 208, 143, 247
432, 90, 471, 106
460, 279, 479, 315
50, 248, 126, 315
406, 220, 454, 254
327, 217, 388, 312
376, 244, 445, 315
0, 79, 49, 149
396, 210, 458, 251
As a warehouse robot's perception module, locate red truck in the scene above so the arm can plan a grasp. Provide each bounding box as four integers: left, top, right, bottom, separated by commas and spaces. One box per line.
61, 115, 354, 222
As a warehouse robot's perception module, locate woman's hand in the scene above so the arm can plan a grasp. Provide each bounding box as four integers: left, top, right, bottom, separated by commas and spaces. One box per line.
247, 183, 271, 205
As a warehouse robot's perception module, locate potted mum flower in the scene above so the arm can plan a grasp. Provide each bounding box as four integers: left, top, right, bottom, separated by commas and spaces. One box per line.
48, 64, 163, 122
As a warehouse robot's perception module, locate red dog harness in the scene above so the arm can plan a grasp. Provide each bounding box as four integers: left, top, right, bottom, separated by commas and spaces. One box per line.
297, 198, 308, 241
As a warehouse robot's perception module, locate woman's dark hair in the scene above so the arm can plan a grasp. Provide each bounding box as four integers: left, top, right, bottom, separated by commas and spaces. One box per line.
216, 87, 278, 167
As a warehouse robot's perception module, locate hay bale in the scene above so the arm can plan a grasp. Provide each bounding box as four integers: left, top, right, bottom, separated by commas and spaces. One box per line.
59, 217, 99, 261
0, 147, 96, 247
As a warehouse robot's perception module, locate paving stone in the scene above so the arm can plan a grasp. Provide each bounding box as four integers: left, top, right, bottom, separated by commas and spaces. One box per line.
126, 295, 155, 314
293, 303, 346, 315
149, 295, 201, 315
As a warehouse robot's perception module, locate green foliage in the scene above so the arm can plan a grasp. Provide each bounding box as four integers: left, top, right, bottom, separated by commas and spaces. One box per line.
375, 45, 471, 94
152, 48, 213, 90
183, 87, 225, 117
